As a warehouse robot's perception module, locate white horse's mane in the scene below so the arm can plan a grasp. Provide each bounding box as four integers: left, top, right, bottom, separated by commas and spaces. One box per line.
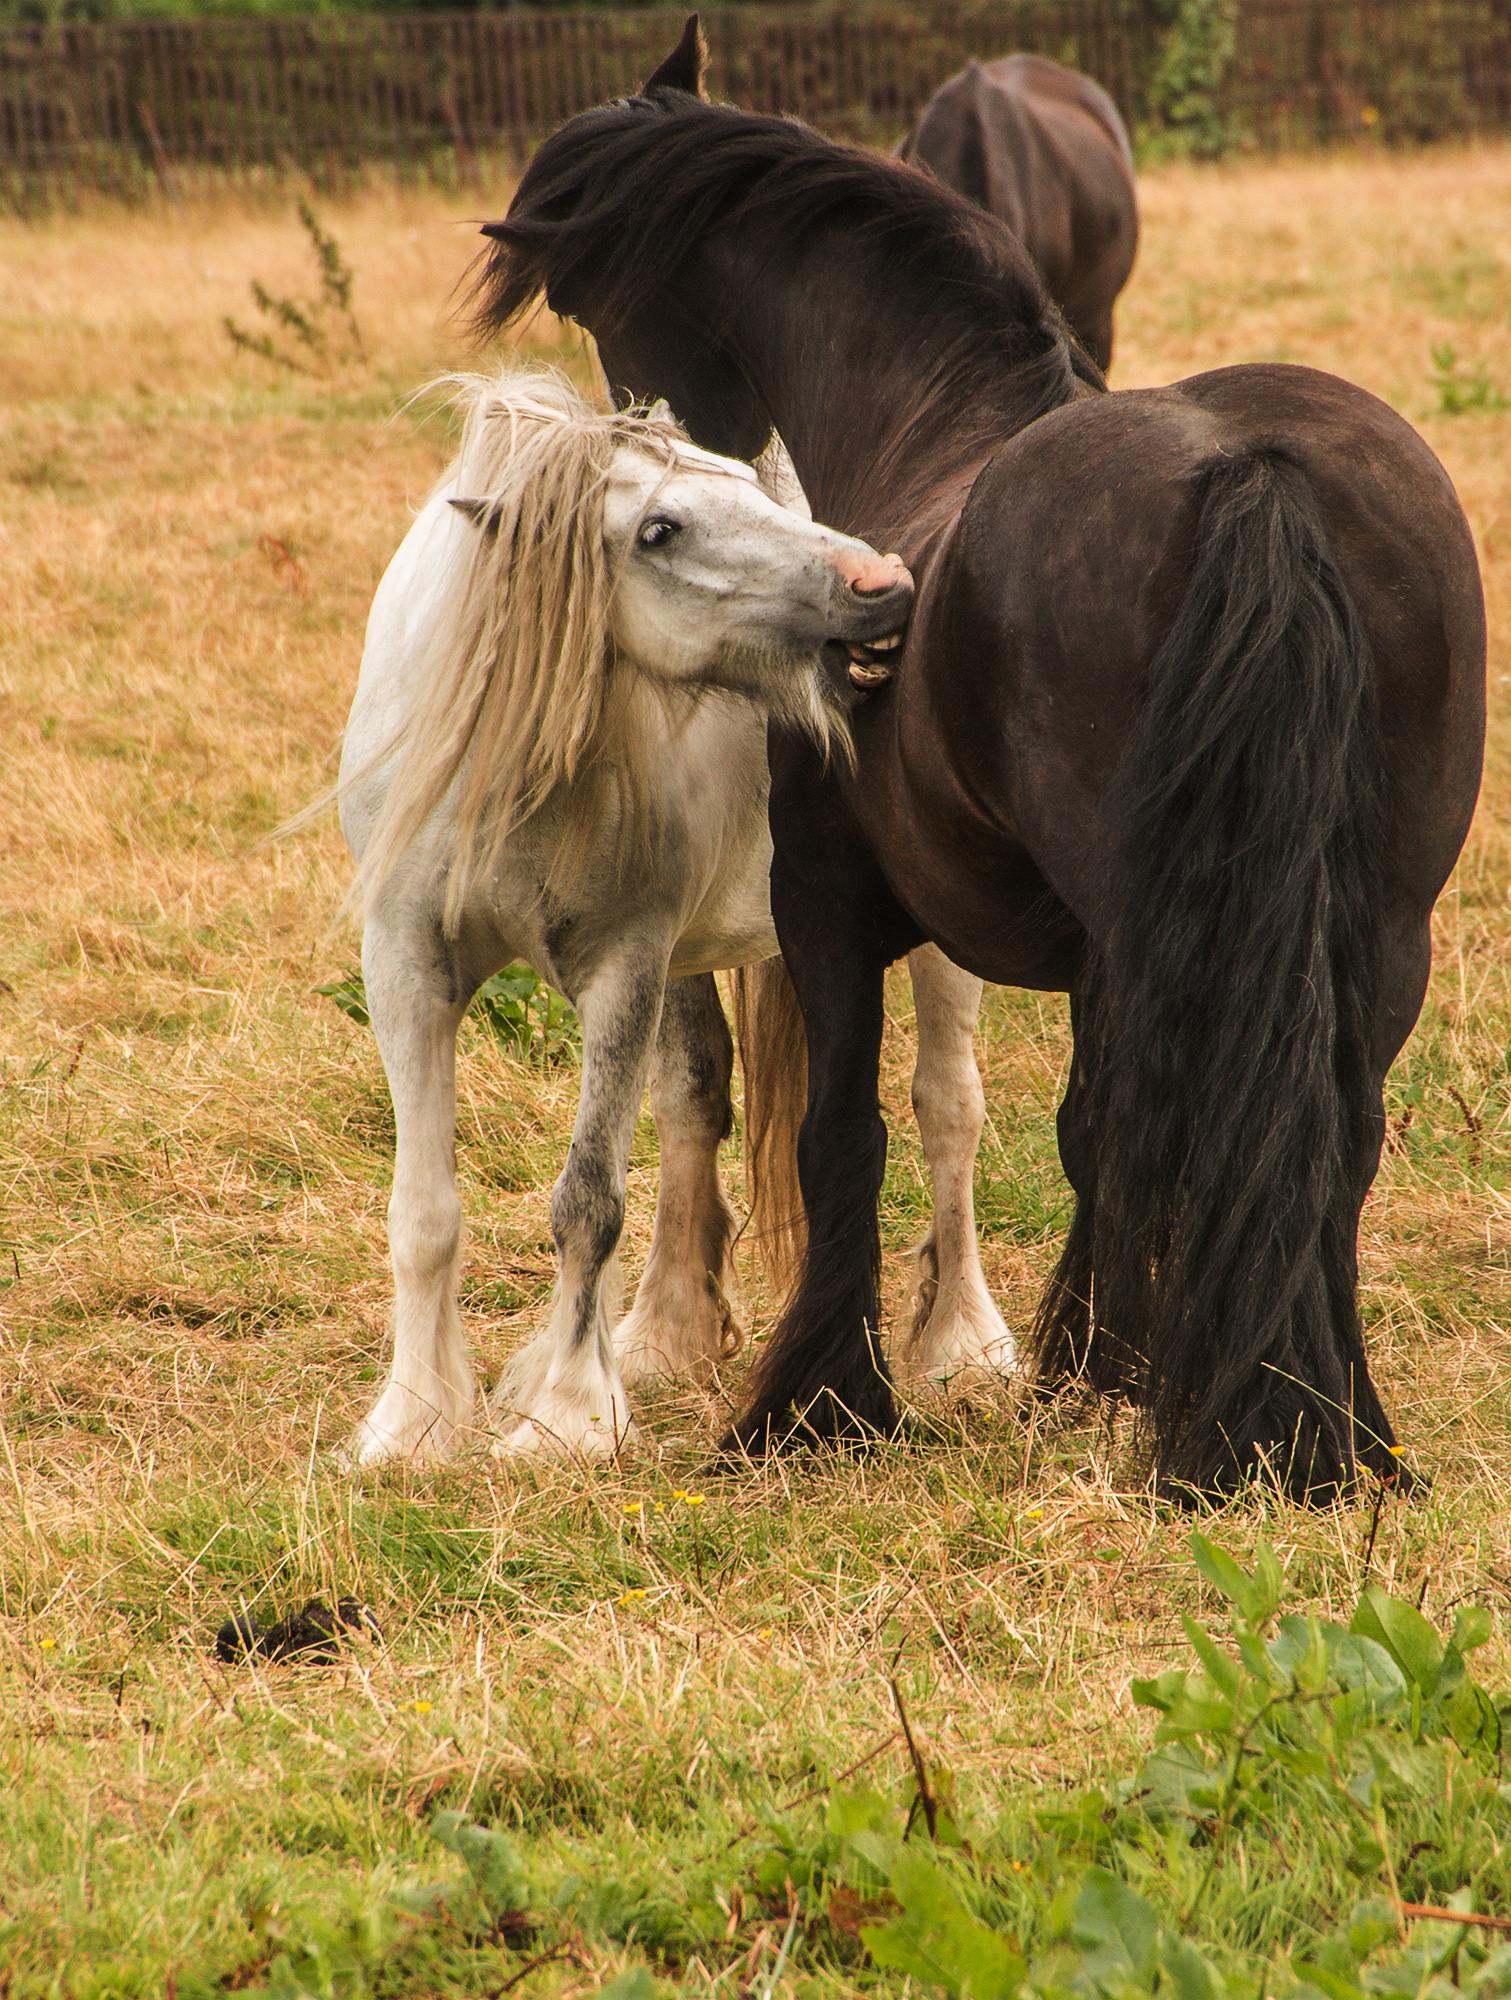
357, 367, 693, 930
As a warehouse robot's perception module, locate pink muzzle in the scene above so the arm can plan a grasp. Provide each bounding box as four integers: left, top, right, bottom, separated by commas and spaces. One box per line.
831, 548, 913, 691
833, 548, 913, 598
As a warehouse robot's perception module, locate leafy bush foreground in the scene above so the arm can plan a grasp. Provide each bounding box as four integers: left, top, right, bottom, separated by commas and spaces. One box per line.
840, 1532, 1510, 2000
178, 1532, 1511, 1999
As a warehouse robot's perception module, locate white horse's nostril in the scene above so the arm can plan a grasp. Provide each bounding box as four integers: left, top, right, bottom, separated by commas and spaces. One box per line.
843, 551, 913, 598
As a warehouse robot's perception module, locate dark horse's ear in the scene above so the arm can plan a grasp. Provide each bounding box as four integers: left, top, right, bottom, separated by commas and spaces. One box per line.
642, 14, 708, 99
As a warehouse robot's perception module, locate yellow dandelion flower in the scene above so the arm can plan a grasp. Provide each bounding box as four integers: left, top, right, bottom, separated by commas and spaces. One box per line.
617, 1589, 648, 1607
672, 1489, 689, 1501
759, 1628, 773, 1639
684, 1494, 706, 1507
412, 1700, 433, 1714
1388, 1445, 1405, 1457
1025, 1509, 1044, 1521
40, 1638, 55, 1651
624, 1501, 643, 1514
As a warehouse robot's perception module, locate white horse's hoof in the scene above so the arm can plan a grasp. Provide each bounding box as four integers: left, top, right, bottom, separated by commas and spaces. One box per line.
491, 1411, 639, 1459
904, 1300, 1017, 1389
349, 1425, 454, 1468
348, 1383, 469, 1466
910, 1334, 1019, 1388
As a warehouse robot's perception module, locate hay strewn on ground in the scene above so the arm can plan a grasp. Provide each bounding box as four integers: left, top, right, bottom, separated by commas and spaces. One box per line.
0, 149, 1509, 1997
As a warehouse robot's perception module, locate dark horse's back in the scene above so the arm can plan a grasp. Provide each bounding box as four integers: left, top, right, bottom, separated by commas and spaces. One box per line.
897, 54, 1138, 369
942, 365, 1483, 940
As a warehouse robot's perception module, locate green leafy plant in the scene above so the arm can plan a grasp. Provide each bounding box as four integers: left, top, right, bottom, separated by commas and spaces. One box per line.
1140, 0, 1240, 160
863, 1845, 1026, 2000
399, 1810, 533, 1942
225, 199, 365, 374
1132, 1530, 1501, 1883
469, 965, 581, 1066
315, 964, 580, 1066
817, 1534, 1509, 2000
312, 969, 370, 1026
1429, 343, 1509, 415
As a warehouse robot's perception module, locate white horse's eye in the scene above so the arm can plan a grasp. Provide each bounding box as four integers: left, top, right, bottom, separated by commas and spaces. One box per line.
638, 516, 681, 549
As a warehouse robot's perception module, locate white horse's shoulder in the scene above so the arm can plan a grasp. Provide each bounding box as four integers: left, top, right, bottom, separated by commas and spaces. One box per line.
352, 489, 465, 716
340, 489, 472, 864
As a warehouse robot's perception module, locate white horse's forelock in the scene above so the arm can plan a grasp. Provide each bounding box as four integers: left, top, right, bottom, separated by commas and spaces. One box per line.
355, 367, 694, 931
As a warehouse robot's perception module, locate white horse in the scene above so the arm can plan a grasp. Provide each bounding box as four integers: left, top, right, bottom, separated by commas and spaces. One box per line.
340, 368, 1013, 1463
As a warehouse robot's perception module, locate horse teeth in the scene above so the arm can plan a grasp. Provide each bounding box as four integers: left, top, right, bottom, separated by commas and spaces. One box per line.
847, 660, 893, 689
845, 634, 904, 665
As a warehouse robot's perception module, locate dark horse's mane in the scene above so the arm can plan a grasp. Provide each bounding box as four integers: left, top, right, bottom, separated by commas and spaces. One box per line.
469, 93, 1095, 527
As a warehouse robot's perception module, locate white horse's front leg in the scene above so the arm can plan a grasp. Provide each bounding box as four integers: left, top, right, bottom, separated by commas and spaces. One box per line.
902, 944, 1016, 1385
615, 972, 743, 1384
490, 953, 667, 1458
352, 925, 476, 1465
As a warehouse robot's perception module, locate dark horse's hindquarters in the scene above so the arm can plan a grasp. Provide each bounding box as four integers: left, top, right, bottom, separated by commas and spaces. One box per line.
476, 47, 1486, 1501
897, 54, 1139, 371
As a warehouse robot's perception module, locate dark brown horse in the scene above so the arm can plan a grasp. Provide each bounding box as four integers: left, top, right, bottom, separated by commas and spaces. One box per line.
897, 54, 1138, 370
472, 24, 1486, 1501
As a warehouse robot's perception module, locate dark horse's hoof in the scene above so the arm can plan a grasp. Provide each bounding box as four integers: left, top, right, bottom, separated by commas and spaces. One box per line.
1360, 1446, 1421, 1501
717, 1388, 902, 1461
1157, 1417, 1419, 1509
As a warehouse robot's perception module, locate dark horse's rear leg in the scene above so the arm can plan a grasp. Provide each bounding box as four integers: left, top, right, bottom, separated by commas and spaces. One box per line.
1196, 1083, 1403, 1503
1215, 922, 1429, 1500
723, 767, 922, 1453
1032, 989, 1097, 1385
1031, 989, 1138, 1400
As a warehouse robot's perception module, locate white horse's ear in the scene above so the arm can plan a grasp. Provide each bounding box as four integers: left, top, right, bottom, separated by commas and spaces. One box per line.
644, 397, 692, 442
450, 497, 500, 537
756, 437, 812, 519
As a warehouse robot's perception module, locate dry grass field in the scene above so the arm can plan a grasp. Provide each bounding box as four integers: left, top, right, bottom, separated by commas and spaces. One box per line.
2, 145, 1511, 1998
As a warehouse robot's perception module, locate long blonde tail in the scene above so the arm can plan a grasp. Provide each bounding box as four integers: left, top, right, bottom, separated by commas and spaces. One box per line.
730, 956, 808, 1297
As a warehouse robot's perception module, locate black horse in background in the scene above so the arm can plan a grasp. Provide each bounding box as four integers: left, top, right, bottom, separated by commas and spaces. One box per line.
897, 54, 1139, 370
474, 23, 1486, 1502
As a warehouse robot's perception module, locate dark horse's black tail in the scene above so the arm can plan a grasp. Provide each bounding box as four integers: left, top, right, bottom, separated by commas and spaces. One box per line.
1034, 446, 1398, 1501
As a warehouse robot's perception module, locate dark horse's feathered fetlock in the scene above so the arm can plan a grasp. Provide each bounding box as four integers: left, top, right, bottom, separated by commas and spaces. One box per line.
725, 844, 915, 1452
725, 1099, 898, 1450
472, 26, 1486, 1498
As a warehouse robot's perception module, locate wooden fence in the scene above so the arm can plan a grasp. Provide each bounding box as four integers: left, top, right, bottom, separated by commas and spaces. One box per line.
3, 0, 1510, 211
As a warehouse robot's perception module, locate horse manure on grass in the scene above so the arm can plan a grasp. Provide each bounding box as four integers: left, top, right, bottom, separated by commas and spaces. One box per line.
215, 1597, 382, 1665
